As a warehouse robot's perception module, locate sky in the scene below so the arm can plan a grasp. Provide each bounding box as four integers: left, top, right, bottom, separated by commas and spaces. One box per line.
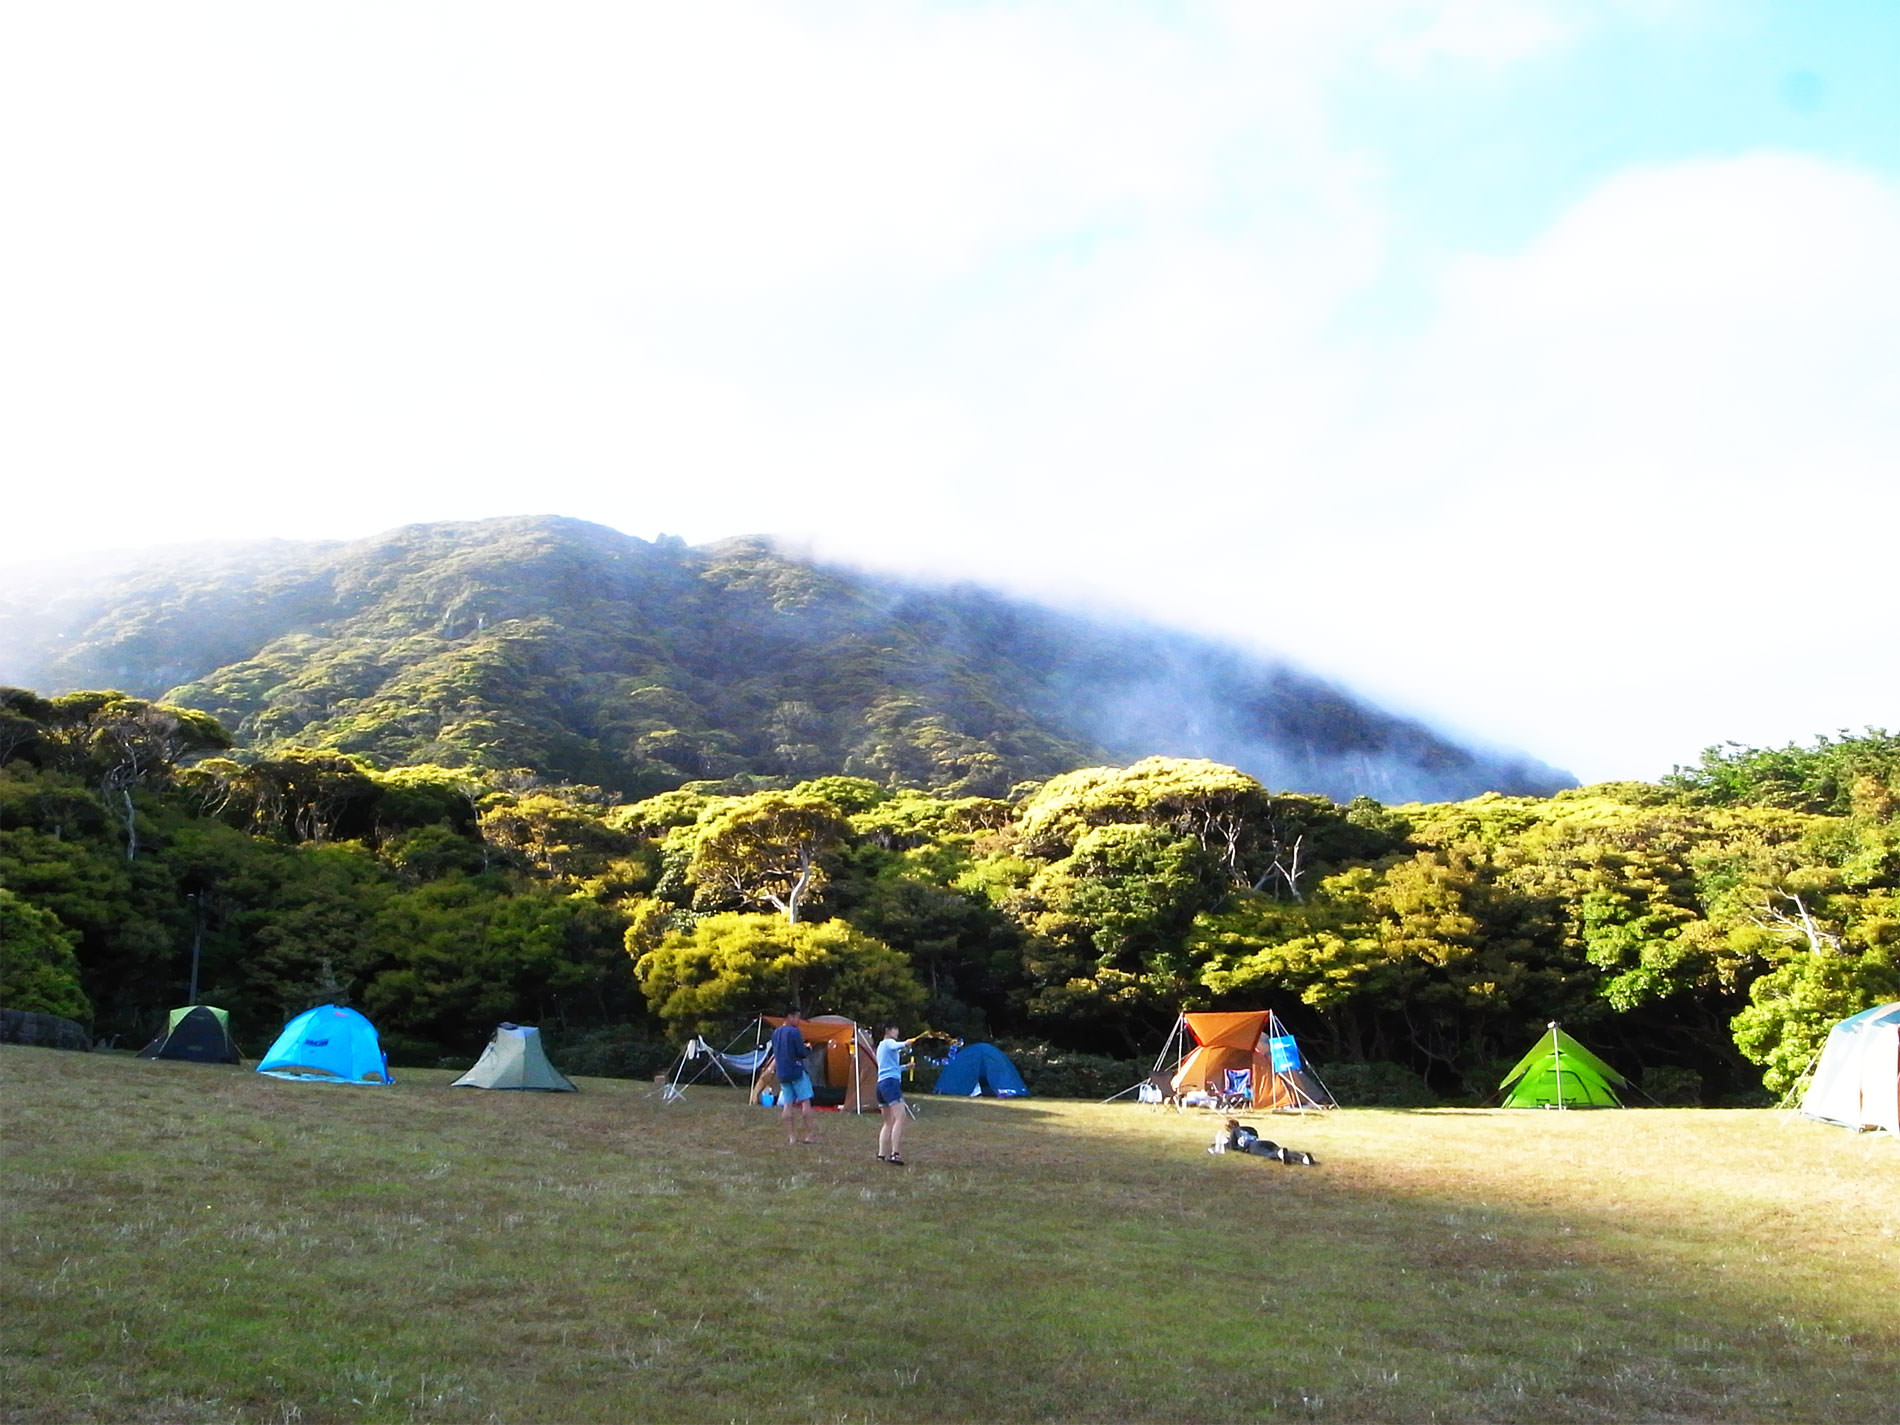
3, 1, 1895, 786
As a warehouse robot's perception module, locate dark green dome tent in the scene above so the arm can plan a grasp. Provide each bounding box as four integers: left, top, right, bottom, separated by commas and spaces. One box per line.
452, 1023, 576, 1091
1499, 1023, 1625, 1108
138, 1005, 240, 1064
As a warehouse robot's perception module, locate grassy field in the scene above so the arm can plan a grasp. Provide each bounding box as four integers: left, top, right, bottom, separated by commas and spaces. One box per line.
2, 1046, 1896, 1424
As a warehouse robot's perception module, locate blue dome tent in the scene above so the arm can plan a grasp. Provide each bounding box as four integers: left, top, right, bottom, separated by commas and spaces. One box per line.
256, 1005, 392, 1084
932, 1042, 1028, 1098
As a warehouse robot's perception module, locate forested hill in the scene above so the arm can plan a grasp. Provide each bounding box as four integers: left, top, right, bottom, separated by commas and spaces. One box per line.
0, 516, 1569, 802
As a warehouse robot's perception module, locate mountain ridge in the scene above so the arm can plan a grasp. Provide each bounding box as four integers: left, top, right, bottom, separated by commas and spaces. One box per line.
0, 515, 1573, 802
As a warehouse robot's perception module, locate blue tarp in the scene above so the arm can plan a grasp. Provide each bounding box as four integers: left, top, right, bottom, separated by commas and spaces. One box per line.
1269, 1034, 1303, 1073
256, 1004, 392, 1084
931, 1042, 1029, 1097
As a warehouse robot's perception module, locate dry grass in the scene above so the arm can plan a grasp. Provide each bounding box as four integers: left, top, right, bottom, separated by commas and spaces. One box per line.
3, 1045, 1896, 1424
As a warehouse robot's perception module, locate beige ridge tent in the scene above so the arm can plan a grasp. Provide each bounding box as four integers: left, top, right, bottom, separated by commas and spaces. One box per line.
452, 1023, 577, 1091
749, 1014, 879, 1112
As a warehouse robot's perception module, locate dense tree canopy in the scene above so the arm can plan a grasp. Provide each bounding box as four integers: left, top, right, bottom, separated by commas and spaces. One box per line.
2, 686, 1892, 1104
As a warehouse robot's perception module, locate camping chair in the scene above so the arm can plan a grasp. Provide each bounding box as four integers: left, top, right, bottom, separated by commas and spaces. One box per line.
1219, 1068, 1253, 1109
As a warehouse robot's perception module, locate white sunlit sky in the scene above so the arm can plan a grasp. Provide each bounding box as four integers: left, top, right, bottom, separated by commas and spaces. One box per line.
3, 2, 1896, 786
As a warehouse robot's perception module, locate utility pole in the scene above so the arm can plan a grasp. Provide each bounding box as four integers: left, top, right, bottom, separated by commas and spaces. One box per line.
186, 892, 205, 1004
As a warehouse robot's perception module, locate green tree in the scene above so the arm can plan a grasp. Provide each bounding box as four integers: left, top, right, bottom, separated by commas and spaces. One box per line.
684, 793, 849, 923
1731, 947, 1900, 1098
632, 912, 924, 1035
0, 687, 54, 767
1665, 729, 1900, 818
363, 880, 634, 1059
0, 888, 92, 1022
39, 692, 232, 859
479, 792, 641, 881
1004, 822, 1226, 1049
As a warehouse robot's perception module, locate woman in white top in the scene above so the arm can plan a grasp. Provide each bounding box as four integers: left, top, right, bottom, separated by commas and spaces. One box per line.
875, 1025, 919, 1165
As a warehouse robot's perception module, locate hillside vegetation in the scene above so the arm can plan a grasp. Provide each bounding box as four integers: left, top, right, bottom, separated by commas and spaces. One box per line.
0, 516, 1568, 804
2, 676, 1894, 1104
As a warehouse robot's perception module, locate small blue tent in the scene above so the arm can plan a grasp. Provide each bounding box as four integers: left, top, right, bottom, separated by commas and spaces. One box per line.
256, 1004, 392, 1084
932, 1042, 1028, 1098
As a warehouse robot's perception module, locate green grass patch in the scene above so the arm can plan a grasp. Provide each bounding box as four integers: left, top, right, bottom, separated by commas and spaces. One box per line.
3, 1046, 1896, 1423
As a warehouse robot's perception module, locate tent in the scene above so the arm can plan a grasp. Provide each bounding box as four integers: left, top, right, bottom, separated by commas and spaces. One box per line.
256, 1004, 392, 1084
137, 1005, 240, 1064
1800, 1001, 1900, 1134
1135, 1010, 1334, 1110
932, 1041, 1029, 1097
749, 1014, 878, 1112
452, 1023, 576, 1091
1499, 1023, 1625, 1108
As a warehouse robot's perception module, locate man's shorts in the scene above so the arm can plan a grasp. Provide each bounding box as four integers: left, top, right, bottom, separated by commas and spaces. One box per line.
876, 1078, 904, 1107
779, 1073, 813, 1104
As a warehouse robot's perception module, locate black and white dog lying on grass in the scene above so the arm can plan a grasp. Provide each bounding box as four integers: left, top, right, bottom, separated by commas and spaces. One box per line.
1208, 1118, 1319, 1164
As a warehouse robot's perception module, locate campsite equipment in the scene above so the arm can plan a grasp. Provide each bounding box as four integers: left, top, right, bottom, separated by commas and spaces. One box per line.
749, 1014, 878, 1111
452, 1023, 576, 1091
661, 1029, 768, 1102
1498, 1023, 1625, 1108
1119, 1010, 1334, 1110
931, 1041, 1029, 1097
1799, 1001, 1899, 1134
255, 1004, 392, 1084
137, 1005, 240, 1064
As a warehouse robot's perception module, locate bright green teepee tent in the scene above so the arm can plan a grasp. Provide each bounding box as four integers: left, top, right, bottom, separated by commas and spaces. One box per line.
1498, 1023, 1626, 1108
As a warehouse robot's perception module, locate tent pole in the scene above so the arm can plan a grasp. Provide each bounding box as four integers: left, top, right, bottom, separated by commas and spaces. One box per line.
1776, 1045, 1826, 1111
1551, 1023, 1564, 1110
662, 1040, 696, 1101
1102, 1013, 1187, 1104
1152, 1012, 1185, 1080
751, 1016, 766, 1104
1265, 1011, 1285, 1114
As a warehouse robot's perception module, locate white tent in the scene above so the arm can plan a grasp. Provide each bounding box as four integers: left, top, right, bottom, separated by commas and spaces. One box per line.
1800, 1001, 1900, 1134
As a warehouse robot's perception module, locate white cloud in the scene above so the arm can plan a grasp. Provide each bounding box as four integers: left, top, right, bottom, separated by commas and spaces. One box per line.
1373, 0, 1580, 70
2, 6, 1893, 787
1284, 154, 1900, 778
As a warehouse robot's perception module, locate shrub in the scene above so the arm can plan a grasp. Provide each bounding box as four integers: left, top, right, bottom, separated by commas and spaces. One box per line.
1640, 1066, 1703, 1107
540, 1023, 679, 1080
1319, 1060, 1439, 1107
992, 1038, 1142, 1099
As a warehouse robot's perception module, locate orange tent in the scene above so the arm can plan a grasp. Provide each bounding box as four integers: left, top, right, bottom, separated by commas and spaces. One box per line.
750, 1015, 879, 1112
1168, 1010, 1334, 1111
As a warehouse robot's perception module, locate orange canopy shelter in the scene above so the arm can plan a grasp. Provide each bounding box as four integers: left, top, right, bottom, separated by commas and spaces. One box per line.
1167, 1010, 1334, 1111
750, 1015, 879, 1112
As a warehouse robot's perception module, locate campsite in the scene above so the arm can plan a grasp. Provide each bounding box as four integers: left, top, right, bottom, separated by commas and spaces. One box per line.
3, 1045, 1895, 1425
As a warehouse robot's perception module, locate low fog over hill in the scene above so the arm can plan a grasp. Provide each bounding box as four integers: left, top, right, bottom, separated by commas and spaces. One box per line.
0, 516, 1571, 803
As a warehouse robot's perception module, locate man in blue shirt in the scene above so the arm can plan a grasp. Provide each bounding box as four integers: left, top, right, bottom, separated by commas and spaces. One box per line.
770, 1008, 816, 1144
